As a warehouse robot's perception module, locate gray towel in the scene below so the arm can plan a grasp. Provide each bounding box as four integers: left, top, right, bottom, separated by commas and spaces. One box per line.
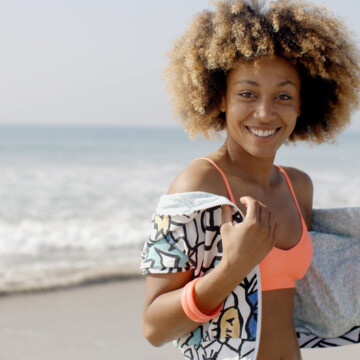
294, 207, 360, 338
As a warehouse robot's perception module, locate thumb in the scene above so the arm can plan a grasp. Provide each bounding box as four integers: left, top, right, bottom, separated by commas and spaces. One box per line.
240, 196, 257, 220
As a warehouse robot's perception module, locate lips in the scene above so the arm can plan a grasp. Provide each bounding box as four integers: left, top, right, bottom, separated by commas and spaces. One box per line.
246, 126, 280, 138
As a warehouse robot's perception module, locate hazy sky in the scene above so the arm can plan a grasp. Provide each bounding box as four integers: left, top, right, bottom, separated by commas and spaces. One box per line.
0, 0, 359, 130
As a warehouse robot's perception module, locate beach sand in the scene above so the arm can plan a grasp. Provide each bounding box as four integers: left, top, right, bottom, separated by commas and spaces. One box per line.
0, 278, 358, 360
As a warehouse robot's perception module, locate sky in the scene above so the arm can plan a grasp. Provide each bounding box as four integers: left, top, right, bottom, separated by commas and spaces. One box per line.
0, 0, 359, 130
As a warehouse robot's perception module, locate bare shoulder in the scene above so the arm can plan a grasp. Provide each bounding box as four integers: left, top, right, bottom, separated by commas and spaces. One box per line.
282, 166, 313, 227
168, 158, 227, 197
283, 166, 313, 190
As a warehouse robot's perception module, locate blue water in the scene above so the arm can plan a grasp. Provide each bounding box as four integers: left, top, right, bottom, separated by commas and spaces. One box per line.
0, 125, 358, 293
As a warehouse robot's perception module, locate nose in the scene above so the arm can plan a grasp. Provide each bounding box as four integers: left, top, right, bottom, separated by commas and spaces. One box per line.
254, 98, 274, 122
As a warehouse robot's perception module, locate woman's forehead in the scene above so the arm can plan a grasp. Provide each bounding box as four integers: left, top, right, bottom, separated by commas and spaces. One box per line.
227, 56, 300, 83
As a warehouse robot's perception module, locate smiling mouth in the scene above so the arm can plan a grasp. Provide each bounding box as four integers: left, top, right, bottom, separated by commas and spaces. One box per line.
246, 127, 280, 138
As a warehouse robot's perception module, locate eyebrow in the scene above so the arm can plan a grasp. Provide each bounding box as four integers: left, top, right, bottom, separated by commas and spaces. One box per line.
277, 80, 297, 88
235, 79, 297, 88
235, 80, 259, 86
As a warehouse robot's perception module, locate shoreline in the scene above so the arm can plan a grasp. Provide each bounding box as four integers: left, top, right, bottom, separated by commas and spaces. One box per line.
0, 278, 358, 360
0, 272, 143, 297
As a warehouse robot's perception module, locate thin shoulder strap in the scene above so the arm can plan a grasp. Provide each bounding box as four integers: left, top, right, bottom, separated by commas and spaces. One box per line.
196, 157, 236, 204
275, 164, 303, 217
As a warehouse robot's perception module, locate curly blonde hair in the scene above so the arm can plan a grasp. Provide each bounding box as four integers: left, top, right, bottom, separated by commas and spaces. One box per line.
164, 0, 360, 142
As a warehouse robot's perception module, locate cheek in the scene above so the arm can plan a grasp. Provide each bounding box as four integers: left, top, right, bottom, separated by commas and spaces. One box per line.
226, 99, 250, 118
281, 104, 300, 121
285, 109, 299, 133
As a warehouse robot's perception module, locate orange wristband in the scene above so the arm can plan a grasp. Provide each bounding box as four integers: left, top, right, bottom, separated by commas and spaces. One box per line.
181, 278, 222, 323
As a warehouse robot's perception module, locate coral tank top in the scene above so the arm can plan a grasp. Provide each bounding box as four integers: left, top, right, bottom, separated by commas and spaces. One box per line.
198, 158, 313, 292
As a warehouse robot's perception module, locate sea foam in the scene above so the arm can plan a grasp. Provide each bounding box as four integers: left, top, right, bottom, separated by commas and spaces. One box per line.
0, 126, 358, 293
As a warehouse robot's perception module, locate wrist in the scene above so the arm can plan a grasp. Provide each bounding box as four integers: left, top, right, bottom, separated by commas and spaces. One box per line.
217, 256, 249, 285
181, 278, 223, 322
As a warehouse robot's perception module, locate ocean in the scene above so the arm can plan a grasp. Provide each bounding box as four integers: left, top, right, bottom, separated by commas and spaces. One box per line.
0, 125, 359, 294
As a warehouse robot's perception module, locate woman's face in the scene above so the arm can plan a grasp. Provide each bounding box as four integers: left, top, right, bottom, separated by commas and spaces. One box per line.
220, 56, 302, 160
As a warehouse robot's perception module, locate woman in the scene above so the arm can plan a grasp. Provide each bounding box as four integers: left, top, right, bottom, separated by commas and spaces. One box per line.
141, 1, 360, 359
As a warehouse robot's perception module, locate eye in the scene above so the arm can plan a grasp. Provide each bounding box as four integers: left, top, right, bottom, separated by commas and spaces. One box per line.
238, 91, 255, 98
277, 94, 292, 101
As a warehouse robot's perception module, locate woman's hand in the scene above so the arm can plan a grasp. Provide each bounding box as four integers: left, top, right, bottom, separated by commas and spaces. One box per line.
220, 196, 277, 279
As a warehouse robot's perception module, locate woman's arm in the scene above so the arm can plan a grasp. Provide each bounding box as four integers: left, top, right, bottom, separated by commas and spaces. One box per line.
142, 198, 277, 346
142, 262, 240, 346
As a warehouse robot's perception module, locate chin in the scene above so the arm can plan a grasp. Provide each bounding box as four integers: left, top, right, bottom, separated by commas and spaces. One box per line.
247, 146, 278, 160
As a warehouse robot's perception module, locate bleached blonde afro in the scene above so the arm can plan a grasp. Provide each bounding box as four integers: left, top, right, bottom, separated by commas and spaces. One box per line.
164, 0, 360, 142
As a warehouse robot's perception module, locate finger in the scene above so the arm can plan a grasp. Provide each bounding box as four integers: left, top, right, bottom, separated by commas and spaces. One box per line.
259, 204, 270, 225
221, 205, 233, 232
240, 196, 259, 220
221, 205, 233, 224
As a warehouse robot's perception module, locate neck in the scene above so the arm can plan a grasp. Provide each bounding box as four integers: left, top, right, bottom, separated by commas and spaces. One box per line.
218, 139, 276, 191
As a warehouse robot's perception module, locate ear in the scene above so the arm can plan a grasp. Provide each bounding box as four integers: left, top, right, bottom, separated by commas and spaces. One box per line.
220, 94, 226, 113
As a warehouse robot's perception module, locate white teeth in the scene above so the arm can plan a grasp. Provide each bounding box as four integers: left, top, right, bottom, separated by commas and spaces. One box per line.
248, 128, 276, 137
